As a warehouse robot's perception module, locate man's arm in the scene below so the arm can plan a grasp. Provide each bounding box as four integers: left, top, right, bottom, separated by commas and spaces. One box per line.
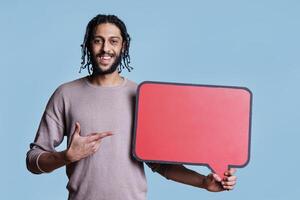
148, 163, 237, 192
27, 122, 113, 173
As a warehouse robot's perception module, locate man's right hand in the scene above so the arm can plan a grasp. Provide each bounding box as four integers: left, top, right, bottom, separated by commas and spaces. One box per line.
65, 122, 113, 163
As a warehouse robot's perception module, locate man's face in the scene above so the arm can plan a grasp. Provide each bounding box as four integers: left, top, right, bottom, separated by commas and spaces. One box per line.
89, 23, 124, 75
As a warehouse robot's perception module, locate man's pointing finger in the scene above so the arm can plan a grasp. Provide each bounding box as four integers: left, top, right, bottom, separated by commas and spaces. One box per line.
86, 131, 113, 142
98, 132, 113, 139
89, 132, 113, 141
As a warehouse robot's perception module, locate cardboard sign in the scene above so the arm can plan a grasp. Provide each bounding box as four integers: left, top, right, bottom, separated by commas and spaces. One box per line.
133, 81, 252, 178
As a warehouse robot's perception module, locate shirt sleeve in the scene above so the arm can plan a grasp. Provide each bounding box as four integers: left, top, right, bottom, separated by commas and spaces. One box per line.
26, 86, 66, 174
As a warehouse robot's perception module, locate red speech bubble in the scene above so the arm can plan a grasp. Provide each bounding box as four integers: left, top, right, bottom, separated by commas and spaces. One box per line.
133, 81, 252, 179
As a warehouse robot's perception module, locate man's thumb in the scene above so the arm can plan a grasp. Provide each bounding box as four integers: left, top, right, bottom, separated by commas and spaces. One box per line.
74, 122, 81, 136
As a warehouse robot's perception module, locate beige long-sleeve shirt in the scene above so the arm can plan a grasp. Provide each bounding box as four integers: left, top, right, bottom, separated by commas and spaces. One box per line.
26, 76, 149, 200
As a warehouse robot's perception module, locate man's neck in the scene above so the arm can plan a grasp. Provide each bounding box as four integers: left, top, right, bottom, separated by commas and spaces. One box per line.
88, 70, 124, 87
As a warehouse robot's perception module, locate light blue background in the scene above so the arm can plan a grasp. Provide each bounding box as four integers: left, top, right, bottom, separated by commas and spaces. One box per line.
1, 0, 299, 199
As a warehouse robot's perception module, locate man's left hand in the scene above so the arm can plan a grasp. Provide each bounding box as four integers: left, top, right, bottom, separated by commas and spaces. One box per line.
203, 168, 237, 192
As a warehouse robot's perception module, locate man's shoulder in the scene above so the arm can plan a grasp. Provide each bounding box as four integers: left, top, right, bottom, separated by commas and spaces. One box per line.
53, 76, 86, 96
125, 78, 138, 89
44, 77, 86, 110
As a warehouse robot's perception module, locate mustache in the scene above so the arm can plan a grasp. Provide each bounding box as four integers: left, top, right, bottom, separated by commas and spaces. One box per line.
96, 51, 115, 57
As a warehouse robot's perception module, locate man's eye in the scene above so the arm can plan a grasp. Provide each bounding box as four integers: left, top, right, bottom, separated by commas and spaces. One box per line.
111, 40, 118, 45
94, 39, 103, 44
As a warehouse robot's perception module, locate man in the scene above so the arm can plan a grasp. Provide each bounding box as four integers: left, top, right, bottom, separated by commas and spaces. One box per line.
26, 14, 237, 200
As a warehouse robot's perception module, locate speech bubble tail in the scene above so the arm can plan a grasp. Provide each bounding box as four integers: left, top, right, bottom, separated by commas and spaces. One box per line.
209, 163, 228, 180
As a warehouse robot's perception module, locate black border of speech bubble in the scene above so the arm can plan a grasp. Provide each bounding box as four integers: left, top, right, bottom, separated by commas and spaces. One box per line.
132, 81, 252, 174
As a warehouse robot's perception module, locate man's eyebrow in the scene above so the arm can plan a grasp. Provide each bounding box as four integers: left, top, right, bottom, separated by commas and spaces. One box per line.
92, 36, 104, 39
110, 36, 122, 40
93, 35, 122, 40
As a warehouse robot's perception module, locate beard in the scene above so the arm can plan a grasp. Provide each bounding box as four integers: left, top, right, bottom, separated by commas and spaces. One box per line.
91, 51, 122, 76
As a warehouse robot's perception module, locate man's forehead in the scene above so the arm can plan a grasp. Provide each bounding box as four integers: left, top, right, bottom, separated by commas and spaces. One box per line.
93, 23, 122, 38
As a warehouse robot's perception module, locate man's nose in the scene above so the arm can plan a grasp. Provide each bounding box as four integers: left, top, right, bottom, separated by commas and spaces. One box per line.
102, 41, 110, 52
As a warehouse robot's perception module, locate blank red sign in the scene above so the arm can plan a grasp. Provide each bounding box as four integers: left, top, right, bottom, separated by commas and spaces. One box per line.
133, 81, 252, 178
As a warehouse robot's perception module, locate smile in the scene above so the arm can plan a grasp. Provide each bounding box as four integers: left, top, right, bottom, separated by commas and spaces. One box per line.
100, 56, 111, 60
98, 54, 114, 65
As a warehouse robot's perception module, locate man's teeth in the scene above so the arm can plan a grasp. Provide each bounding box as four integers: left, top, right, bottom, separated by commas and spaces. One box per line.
100, 56, 111, 60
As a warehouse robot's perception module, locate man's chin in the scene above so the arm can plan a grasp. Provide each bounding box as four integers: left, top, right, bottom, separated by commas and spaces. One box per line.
99, 65, 111, 72
91, 54, 122, 76
92, 64, 118, 76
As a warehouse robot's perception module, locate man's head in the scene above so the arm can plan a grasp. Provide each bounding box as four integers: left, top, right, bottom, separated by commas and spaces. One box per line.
80, 14, 132, 75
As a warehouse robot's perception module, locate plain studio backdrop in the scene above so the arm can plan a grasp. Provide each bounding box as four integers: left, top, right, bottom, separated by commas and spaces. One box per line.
0, 0, 299, 199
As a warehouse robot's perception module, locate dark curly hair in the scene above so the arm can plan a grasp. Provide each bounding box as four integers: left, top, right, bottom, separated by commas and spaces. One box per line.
79, 14, 133, 74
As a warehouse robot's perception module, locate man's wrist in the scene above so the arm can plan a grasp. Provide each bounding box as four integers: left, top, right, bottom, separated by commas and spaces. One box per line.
199, 174, 208, 190
36, 152, 49, 173
62, 150, 73, 165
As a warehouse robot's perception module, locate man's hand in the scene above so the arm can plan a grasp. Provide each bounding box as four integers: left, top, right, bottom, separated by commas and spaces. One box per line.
203, 168, 237, 192
65, 122, 113, 163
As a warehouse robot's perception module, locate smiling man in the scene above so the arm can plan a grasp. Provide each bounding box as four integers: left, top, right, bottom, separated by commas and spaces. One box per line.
89, 23, 124, 75
26, 14, 237, 200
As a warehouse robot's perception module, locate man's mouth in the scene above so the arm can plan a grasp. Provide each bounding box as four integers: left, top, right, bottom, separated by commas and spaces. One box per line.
98, 54, 114, 64
100, 55, 111, 60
